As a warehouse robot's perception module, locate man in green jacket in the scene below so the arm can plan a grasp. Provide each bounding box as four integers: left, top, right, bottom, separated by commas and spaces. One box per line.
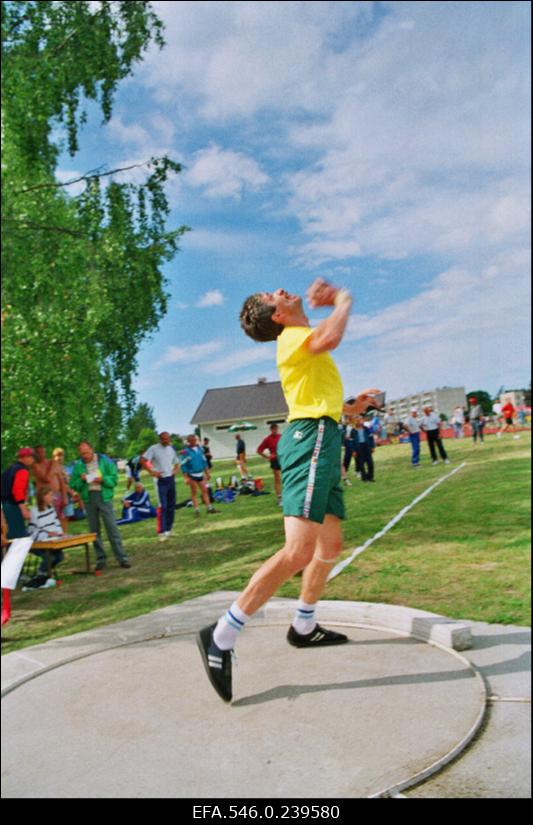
70, 441, 131, 571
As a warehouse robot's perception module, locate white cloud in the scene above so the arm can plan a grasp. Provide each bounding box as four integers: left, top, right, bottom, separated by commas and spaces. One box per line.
196, 290, 225, 308
155, 337, 276, 376
185, 143, 269, 200
142, 1, 371, 119
107, 116, 151, 149
156, 340, 224, 367
338, 247, 531, 398
201, 344, 276, 375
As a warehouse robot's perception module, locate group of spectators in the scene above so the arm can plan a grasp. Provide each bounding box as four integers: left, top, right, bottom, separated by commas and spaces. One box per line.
0, 431, 228, 585
2, 396, 526, 590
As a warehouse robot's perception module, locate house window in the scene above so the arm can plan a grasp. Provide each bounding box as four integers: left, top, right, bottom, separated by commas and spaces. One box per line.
215, 425, 231, 431
266, 419, 286, 425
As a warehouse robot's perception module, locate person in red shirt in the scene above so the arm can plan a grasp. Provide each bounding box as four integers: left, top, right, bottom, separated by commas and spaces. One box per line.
1, 447, 34, 538
498, 401, 520, 438
257, 423, 283, 505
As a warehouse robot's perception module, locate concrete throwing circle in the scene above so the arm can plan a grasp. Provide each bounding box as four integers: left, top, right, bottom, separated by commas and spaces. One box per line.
1, 624, 484, 798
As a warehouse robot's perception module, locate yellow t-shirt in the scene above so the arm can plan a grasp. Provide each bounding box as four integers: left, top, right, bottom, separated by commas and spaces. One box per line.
277, 326, 344, 422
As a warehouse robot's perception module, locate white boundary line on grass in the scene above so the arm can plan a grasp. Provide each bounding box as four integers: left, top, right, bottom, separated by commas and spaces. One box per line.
327, 461, 467, 581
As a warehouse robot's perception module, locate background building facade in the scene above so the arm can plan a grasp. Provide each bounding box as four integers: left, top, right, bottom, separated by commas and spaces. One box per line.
386, 387, 466, 420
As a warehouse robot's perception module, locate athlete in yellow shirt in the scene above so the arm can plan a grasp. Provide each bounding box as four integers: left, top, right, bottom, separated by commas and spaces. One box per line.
197, 278, 379, 702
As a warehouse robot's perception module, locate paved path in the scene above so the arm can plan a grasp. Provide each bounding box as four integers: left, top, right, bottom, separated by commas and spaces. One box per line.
1, 593, 530, 798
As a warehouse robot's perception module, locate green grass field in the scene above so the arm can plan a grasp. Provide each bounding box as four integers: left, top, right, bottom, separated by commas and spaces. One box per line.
2, 432, 530, 654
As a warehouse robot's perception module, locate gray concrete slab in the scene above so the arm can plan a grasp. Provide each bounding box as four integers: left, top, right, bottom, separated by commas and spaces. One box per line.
403, 620, 531, 799
1, 595, 530, 799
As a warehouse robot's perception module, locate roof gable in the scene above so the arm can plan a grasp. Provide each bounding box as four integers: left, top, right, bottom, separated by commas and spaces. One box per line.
191, 381, 288, 424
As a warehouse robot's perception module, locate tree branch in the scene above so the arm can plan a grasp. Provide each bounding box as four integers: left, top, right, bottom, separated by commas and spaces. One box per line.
1, 218, 84, 237
12, 160, 159, 197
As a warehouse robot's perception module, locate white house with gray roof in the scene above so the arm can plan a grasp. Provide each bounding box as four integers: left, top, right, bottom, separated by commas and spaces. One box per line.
190, 379, 289, 459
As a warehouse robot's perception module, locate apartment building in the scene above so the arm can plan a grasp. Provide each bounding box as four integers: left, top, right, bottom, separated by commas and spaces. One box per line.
386, 386, 466, 420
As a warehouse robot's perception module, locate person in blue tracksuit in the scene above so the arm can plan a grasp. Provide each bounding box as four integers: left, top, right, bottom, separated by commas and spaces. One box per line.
116, 482, 157, 524
180, 435, 219, 518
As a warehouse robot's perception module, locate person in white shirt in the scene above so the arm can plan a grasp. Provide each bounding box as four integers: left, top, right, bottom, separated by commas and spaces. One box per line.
451, 406, 465, 438
403, 408, 421, 467
141, 432, 180, 541
420, 405, 450, 465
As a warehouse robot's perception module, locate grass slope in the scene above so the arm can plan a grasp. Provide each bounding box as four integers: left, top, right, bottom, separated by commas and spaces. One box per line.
2, 432, 530, 654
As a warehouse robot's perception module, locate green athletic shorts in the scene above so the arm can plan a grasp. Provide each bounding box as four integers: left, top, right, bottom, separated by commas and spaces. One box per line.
277, 417, 345, 524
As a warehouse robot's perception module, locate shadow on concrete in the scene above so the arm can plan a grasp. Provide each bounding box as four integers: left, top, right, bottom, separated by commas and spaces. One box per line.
469, 631, 531, 649
481, 650, 531, 677
233, 666, 477, 707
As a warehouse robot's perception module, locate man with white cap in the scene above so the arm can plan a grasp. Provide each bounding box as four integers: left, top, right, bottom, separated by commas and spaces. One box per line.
403, 408, 421, 467
420, 405, 450, 465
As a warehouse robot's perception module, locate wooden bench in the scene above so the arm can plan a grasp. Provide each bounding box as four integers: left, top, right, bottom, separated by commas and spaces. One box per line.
30, 533, 97, 577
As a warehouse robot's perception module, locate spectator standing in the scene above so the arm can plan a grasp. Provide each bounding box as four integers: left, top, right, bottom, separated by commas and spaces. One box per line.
403, 409, 421, 467
141, 432, 180, 541
468, 397, 485, 444
202, 438, 213, 470
257, 424, 283, 503
420, 405, 450, 465
32, 445, 69, 529
70, 441, 131, 570
180, 434, 218, 518
1, 448, 34, 538
125, 455, 142, 491
340, 422, 354, 486
368, 412, 382, 441
25, 485, 65, 589
384, 409, 398, 443
451, 406, 465, 438
235, 435, 248, 479
351, 416, 376, 481
52, 447, 73, 524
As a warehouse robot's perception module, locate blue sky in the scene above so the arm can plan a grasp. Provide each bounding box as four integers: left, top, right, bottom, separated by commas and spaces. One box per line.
60, 1, 531, 433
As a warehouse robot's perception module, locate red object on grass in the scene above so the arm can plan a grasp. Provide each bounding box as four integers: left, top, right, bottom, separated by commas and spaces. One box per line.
156, 505, 162, 534
1, 589, 12, 626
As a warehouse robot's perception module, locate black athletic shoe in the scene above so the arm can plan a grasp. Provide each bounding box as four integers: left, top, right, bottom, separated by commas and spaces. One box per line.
287, 624, 349, 648
196, 623, 233, 702
119, 560, 131, 568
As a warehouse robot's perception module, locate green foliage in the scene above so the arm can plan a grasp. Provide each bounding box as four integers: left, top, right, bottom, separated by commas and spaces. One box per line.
125, 427, 159, 459
1, 2, 189, 467
124, 402, 158, 445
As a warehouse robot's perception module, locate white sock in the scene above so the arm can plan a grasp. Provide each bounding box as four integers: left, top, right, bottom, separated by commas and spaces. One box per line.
213, 601, 251, 650
292, 600, 317, 635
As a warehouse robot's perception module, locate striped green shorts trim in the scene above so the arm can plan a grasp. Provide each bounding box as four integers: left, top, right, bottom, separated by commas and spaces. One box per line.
277, 417, 345, 524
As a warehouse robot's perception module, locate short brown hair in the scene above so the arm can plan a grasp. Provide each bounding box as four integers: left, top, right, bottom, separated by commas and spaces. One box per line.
37, 485, 53, 511
239, 294, 284, 342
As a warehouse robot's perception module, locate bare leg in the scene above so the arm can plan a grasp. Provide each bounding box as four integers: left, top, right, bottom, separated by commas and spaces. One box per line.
237, 516, 319, 615
188, 480, 199, 509
300, 514, 343, 604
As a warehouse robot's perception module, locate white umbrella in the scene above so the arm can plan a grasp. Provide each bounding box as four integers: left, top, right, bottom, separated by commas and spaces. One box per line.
228, 421, 257, 432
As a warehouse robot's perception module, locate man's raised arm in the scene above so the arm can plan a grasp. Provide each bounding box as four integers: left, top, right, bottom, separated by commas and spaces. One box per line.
305, 278, 353, 355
